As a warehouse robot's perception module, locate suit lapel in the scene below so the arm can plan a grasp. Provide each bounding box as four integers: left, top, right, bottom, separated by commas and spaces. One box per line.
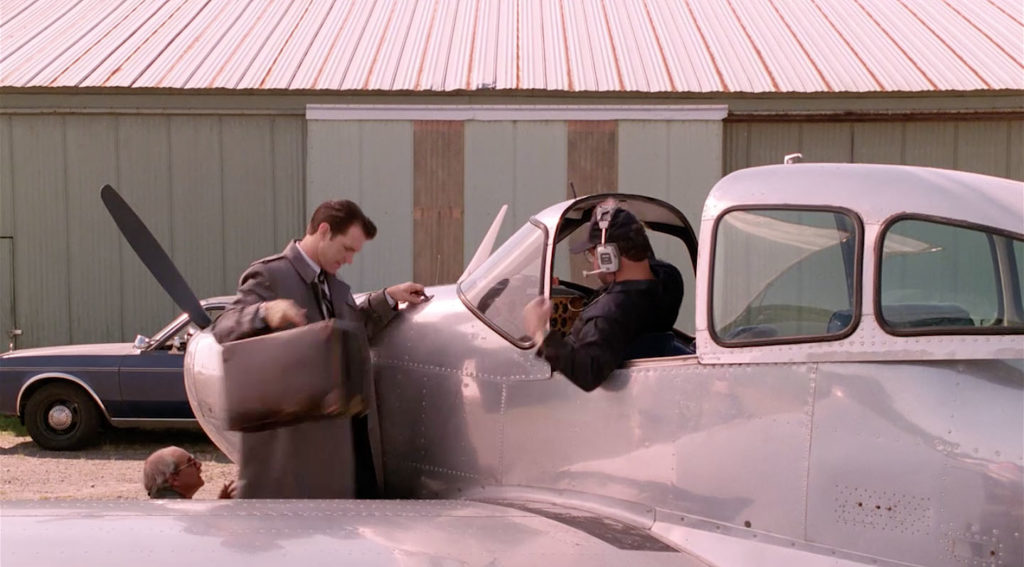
281, 241, 326, 321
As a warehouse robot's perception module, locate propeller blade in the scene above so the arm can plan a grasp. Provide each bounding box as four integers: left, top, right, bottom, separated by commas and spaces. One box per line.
100, 185, 211, 328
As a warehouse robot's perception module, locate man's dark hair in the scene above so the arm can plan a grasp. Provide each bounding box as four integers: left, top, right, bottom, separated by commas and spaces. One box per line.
307, 200, 377, 239
572, 207, 652, 262
613, 219, 653, 262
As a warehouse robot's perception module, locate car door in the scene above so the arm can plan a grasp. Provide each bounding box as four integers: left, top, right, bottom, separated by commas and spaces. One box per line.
114, 307, 224, 422
113, 315, 194, 421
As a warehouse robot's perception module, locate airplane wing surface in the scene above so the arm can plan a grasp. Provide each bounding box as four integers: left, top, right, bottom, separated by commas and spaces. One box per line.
1, 499, 711, 567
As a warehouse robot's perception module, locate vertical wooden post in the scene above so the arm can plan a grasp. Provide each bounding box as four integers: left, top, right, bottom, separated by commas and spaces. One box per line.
567, 121, 618, 281
413, 121, 465, 285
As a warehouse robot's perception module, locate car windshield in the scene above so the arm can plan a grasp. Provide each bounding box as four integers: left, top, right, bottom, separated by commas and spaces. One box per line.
148, 306, 226, 350
458, 221, 547, 347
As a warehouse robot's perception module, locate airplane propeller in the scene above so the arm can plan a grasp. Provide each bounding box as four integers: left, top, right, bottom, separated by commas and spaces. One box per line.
100, 184, 212, 329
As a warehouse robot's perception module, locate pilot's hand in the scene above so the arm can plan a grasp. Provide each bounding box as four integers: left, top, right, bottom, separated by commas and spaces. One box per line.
263, 299, 306, 329
523, 296, 552, 343
218, 479, 237, 499
386, 282, 429, 304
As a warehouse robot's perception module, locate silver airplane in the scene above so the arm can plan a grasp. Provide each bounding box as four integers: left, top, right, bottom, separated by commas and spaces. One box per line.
4, 163, 1022, 567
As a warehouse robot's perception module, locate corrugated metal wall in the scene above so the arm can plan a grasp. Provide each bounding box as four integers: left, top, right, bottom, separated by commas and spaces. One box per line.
464, 121, 568, 264
0, 112, 12, 349
725, 119, 1024, 180
0, 114, 304, 348
309, 115, 722, 336
620, 120, 723, 333
308, 118, 575, 292
306, 119, 415, 293
3, 104, 1019, 349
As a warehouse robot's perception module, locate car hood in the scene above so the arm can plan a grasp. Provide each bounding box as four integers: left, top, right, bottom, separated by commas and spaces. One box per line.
0, 343, 136, 359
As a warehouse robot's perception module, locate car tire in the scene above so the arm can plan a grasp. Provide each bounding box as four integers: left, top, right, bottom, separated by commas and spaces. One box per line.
24, 382, 103, 450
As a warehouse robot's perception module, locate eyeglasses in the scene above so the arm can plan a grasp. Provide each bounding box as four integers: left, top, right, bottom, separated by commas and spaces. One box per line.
173, 455, 200, 474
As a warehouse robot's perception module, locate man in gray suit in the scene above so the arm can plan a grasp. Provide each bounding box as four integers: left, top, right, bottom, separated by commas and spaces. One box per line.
212, 199, 426, 498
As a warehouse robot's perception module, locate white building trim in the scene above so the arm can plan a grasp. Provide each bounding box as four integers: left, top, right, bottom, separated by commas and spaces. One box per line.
306, 104, 728, 121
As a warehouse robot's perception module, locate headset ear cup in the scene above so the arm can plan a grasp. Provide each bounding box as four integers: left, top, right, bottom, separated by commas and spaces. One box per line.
595, 243, 619, 273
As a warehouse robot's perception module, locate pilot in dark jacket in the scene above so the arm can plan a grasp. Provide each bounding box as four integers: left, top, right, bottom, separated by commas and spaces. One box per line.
211, 200, 425, 499
524, 206, 685, 392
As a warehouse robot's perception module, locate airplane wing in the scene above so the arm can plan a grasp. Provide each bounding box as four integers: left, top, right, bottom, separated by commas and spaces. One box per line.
2, 499, 710, 567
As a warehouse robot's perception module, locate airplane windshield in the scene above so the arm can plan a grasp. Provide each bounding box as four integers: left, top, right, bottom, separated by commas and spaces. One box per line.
458, 221, 547, 347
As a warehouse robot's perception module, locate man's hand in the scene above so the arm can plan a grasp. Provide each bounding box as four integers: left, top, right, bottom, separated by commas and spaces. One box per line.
263, 299, 306, 329
523, 296, 552, 343
218, 479, 237, 499
386, 282, 429, 304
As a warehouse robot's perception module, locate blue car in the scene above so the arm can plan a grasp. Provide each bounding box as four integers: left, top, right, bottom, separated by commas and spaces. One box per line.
0, 297, 231, 450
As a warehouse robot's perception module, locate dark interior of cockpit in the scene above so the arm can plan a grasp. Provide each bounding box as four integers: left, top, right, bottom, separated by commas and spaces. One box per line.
549, 199, 697, 360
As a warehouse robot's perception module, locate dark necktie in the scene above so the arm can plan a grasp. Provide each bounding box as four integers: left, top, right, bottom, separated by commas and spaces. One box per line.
316, 271, 335, 319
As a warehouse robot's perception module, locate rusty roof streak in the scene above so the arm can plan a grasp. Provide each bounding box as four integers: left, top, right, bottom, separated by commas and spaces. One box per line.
377, 0, 418, 90
257, 0, 314, 89
557, 0, 574, 92
640, 0, 676, 92
202, 1, 273, 88
0, 0, 88, 65
34, 0, 147, 87
1, 0, 42, 28
413, 0, 439, 91
808, 0, 883, 91
19, 0, 119, 85
224, 1, 291, 89
985, 0, 1024, 27
113, 0, 207, 87
288, 0, 346, 90
850, 0, 937, 90
684, 0, 727, 92
306, 0, 357, 90
598, 0, 625, 91
166, 0, 250, 89
895, 0, 990, 89
724, 0, 779, 92
463, 0, 481, 89
2, 0, 1020, 93
767, 0, 831, 92
944, 0, 1024, 69
515, 0, 521, 90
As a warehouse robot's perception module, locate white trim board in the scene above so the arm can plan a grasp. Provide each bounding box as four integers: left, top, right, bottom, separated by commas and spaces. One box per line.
306, 104, 728, 121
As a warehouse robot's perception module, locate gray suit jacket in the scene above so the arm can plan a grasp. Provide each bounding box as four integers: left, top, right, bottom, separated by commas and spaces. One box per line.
211, 241, 396, 498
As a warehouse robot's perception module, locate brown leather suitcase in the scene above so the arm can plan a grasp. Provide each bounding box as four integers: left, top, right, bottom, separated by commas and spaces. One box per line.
220, 319, 369, 432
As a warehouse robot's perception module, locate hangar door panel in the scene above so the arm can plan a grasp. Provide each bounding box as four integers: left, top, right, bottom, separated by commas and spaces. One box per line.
307, 119, 414, 293
1, 238, 13, 350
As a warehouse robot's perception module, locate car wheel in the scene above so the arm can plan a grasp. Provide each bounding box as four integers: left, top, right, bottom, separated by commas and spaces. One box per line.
24, 382, 103, 450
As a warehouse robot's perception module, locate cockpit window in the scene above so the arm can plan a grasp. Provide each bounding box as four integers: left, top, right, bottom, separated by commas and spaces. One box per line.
458, 221, 547, 347
711, 208, 860, 345
879, 218, 1024, 333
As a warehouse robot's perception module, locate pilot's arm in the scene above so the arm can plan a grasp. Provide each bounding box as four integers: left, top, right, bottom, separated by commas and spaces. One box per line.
537, 315, 632, 392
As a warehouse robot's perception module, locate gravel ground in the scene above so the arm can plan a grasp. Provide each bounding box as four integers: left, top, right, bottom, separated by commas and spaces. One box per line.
0, 425, 238, 500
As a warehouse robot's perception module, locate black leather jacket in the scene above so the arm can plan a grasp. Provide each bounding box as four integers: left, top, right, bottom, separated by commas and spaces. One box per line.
538, 260, 684, 392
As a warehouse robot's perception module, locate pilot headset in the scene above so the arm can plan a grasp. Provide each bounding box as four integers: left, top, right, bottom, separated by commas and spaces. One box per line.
592, 203, 620, 274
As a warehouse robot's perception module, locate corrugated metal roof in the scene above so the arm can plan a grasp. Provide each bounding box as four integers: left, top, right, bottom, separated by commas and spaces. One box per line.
1, 0, 1021, 93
